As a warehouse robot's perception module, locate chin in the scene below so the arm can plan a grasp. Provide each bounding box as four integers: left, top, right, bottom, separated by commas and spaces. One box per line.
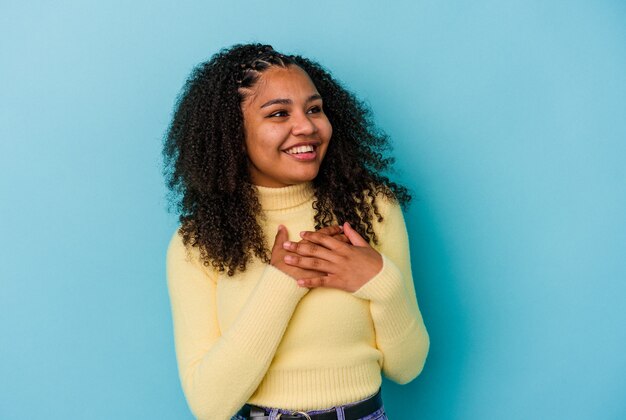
286, 177, 315, 185
294, 171, 320, 183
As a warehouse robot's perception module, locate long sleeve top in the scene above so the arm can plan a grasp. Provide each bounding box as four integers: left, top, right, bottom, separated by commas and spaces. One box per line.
165, 182, 429, 419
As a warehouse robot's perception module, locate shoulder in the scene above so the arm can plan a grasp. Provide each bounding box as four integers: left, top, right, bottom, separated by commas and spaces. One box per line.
365, 188, 407, 248
166, 226, 216, 281
166, 227, 187, 262
367, 187, 405, 226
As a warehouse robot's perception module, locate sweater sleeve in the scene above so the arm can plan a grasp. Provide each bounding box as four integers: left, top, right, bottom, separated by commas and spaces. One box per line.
351, 199, 430, 384
166, 229, 308, 420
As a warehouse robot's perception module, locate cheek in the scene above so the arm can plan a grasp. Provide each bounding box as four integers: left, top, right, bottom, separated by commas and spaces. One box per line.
252, 125, 286, 148
245, 131, 282, 164
321, 118, 333, 142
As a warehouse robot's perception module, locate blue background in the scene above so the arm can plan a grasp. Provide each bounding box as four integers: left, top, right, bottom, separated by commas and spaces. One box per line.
1, 1, 624, 419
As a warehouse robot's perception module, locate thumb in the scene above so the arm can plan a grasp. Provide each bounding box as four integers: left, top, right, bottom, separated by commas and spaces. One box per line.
343, 222, 369, 247
272, 224, 289, 251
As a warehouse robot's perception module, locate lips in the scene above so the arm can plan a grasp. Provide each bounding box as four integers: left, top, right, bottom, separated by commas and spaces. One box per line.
281, 142, 320, 161
284, 144, 315, 154
282, 141, 320, 154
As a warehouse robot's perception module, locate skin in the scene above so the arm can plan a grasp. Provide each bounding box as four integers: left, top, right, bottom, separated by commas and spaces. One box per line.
240, 65, 332, 188
241, 65, 383, 292
270, 225, 344, 281
283, 222, 383, 293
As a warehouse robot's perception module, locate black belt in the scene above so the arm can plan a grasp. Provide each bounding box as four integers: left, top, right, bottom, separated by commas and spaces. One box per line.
236, 388, 382, 420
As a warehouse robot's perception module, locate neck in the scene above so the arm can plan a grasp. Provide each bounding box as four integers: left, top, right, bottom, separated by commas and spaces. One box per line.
253, 182, 315, 211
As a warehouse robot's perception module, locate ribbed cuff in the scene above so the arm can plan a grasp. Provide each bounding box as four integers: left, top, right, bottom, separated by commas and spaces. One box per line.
352, 254, 404, 302
351, 255, 418, 343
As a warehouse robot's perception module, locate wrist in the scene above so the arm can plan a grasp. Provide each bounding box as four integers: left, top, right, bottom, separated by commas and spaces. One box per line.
352, 254, 402, 301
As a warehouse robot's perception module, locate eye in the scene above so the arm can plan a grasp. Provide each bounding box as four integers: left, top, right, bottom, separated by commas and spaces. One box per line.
268, 110, 288, 118
307, 105, 323, 114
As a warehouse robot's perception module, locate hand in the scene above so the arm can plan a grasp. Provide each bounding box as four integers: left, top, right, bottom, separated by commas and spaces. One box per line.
282, 222, 383, 292
297, 224, 349, 247
270, 225, 326, 280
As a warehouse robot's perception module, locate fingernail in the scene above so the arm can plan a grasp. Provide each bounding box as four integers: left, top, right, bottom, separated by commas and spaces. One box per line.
277, 224, 284, 231
299, 231, 306, 238
283, 241, 292, 249
284, 255, 295, 263
297, 280, 306, 286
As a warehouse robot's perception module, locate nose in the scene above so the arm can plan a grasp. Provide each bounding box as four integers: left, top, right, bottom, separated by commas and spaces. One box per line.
291, 111, 317, 136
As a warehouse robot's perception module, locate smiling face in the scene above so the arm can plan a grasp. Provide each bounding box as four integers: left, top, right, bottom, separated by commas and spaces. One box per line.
240, 65, 333, 188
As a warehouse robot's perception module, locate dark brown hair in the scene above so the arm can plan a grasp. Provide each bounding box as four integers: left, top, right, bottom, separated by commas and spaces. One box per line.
162, 43, 411, 275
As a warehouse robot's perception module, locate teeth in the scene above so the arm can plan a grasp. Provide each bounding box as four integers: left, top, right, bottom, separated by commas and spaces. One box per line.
285, 145, 315, 154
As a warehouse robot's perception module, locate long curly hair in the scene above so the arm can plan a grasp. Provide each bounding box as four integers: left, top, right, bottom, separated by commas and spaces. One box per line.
162, 43, 411, 276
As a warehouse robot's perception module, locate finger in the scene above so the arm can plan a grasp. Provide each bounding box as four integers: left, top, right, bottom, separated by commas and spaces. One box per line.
272, 224, 289, 252
283, 239, 340, 262
315, 225, 343, 236
298, 230, 349, 252
298, 233, 348, 246
333, 233, 350, 244
283, 254, 334, 273
343, 222, 369, 247
296, 276, 338, 289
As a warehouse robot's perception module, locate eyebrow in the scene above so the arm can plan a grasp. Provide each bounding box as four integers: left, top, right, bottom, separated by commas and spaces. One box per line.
259, 94, 322, 109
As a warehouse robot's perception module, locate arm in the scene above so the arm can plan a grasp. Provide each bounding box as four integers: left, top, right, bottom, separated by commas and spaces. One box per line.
351, 199, 430, 384
279, 200, 430, 384
166, 229, 308, 419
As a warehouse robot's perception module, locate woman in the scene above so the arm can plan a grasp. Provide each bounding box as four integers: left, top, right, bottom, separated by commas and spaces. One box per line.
163, 43, 429, 420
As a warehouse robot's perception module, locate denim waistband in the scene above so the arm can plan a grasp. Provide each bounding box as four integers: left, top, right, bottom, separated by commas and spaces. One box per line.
233, 388, 385, 420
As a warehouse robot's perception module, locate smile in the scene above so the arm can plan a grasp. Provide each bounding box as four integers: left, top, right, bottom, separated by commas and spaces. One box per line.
282, 143, 319, 161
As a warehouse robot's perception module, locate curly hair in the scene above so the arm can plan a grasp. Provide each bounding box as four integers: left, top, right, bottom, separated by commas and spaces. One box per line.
162, 43, 411, 276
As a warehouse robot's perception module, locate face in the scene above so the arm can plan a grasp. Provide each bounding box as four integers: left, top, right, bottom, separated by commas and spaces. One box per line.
240, 65, 333, 188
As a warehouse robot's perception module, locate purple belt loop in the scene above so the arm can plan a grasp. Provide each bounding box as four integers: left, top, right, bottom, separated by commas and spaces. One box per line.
269, 408, 280, 420
335, 405, 346, 420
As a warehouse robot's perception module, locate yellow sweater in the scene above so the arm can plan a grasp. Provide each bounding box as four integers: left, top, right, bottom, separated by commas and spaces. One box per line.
165, 182, 429, 420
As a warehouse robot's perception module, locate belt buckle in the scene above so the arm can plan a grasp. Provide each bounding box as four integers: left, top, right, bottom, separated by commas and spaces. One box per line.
277, 411, 312, 420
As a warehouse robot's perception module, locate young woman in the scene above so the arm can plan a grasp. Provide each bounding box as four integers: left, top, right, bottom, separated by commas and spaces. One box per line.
163, 43, 429, 420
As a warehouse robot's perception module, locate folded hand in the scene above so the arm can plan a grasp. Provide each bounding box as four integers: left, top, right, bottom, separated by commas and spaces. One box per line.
282, 222, 383, 292
270, 224, 347, 281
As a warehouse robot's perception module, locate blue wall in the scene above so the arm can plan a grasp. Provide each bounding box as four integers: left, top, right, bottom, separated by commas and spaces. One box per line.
1, 1, 624, 418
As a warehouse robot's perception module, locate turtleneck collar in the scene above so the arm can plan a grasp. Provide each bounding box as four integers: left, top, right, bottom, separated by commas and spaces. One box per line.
253, 182, 315, 211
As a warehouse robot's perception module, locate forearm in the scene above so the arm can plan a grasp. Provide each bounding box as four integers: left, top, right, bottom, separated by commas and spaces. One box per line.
349, 196, 430, 384
167, 231, 307, 419
352, 254, 429, 383
177, 266, 307, 419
